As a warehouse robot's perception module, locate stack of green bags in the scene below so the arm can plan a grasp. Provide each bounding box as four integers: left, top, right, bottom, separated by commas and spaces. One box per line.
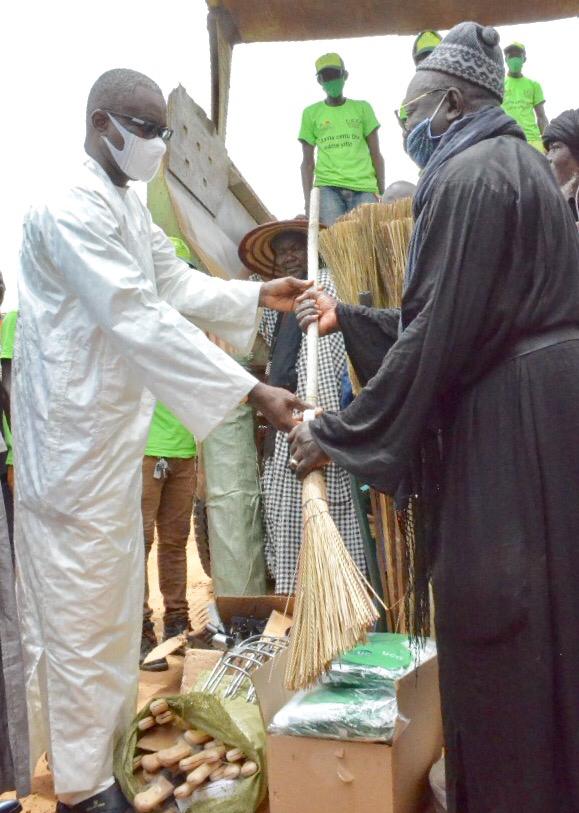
268, 633, 436, 743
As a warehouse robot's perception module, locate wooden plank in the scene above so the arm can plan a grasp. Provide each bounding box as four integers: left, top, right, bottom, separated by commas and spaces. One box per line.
168, 85, 229, 218
370, 490, 397, 632
208, 0, 576, 43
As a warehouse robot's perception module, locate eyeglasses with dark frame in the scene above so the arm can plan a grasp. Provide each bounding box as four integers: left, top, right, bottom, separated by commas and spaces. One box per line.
104, 110, 174, 142
394, 88, 447, 130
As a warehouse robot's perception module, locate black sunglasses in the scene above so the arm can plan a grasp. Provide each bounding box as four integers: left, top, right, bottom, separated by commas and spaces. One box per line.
105, 110, 173, 142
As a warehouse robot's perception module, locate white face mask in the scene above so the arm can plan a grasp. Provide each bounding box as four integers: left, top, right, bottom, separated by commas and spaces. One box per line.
103, 114, 166, 182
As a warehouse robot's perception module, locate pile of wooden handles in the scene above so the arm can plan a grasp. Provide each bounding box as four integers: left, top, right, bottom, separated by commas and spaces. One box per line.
133, 699, 258, 813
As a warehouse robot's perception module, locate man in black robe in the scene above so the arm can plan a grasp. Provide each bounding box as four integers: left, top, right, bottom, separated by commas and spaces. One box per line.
290, 21, 579, 813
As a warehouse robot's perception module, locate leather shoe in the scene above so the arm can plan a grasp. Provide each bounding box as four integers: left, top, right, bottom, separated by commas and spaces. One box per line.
0, 801, 22, 813
56, 782, 132, 813
140, 620, 168, 672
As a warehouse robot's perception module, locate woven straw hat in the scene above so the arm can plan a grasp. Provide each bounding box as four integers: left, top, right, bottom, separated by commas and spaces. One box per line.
238, 219, 325, 280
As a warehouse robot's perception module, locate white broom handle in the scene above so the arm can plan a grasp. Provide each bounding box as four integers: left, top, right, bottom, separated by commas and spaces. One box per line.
305, 186, 320, 410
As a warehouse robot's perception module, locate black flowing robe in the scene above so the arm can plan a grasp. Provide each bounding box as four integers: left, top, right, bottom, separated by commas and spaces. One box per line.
310, 135, 579, 813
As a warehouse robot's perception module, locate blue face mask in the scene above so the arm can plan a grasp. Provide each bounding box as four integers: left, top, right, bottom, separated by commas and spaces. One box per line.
405, 94, 447, 169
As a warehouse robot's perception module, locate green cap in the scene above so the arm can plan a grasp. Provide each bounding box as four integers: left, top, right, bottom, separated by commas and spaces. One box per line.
169, 236, 192, 262
315, 52, 345, 73
413, 30, 442, 61
504, 41, 525, 54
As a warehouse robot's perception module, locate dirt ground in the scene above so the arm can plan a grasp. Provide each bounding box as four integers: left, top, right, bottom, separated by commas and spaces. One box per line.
2, 533, 214, 813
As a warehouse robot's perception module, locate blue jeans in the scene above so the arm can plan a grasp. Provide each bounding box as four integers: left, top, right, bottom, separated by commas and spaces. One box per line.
318, 186, 378, 226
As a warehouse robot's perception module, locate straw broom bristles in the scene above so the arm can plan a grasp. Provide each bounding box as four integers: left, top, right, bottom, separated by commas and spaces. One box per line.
283, 187, 380, 691
319, 200, 413, 313
317, 198, 415, 634
284, 470, 379, 690
319, 200, 414, 396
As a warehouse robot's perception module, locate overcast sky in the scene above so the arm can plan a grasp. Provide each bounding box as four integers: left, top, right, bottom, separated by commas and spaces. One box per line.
1, 1, 577, 308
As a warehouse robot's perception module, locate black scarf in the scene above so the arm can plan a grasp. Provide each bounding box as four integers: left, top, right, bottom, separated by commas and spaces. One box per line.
405, 107, 524, 293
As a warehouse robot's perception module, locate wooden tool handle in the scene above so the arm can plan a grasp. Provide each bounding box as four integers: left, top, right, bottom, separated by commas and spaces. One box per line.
186, 762, 214, 788
157, 741, 192, 767
141, 754, 162, 773
240, 760, 259, 778
179, 749, 214, 772
134, 775, 175, 813
149, 699, 169, 716
183, 729, 212, 746
223, 763, 242, 779
306, 186, 320, 406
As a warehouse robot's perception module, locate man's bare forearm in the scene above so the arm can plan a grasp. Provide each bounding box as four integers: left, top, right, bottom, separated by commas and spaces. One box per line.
301, 160, 315, 213
373, 153, 385, 195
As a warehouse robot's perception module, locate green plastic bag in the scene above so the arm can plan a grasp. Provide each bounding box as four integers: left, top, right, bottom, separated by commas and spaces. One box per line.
323, 632, 437, 688
114, 692, 266, 813
268, 684, 399, 742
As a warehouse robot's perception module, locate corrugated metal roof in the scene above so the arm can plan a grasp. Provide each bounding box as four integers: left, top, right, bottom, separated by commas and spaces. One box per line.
207, 0, 577, 43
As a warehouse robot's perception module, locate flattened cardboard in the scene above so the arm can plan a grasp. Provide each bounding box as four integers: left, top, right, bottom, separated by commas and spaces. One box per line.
251, 649, 293, 729
252, 646, 442, 813
215, 596, 294, 626
137, 725, 186, 752
263, 610, 293, 639
180, 649, 222, 694
143, 635, 187, 664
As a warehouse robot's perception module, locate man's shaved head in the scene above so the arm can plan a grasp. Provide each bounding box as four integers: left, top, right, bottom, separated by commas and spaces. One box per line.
86, 68, 162, 125
84, 68, 167, 187
383, 181, 417, 203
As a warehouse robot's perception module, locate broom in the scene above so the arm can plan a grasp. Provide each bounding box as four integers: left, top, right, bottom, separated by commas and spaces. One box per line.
318, 199, 415, 633
284, 187, 379, 691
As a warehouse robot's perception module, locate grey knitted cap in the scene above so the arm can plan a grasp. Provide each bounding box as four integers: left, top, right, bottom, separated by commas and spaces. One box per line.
417, 22, 505, 101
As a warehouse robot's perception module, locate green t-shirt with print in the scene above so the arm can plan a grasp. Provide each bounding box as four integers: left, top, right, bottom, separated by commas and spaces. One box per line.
145, 401, 197, 459
299, 98, 380, 193
1, 310, 18, 466
502, 75, 545, 143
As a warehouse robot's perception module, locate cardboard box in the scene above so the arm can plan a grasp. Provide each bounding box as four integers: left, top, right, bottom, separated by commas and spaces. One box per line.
180, 597, 294, 694
253, 648, 443, 813
215, 595, 294, 627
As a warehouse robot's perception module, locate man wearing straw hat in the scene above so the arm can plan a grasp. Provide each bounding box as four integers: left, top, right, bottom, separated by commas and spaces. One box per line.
238, 219, 365, 595
291, 21, 579, 812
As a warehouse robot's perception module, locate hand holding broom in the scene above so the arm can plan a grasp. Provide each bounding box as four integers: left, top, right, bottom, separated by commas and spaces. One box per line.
284, 187, 379, 691
294, 287, 340, 337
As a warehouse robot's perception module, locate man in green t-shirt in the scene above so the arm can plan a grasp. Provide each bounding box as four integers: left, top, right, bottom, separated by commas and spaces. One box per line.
141, 401, 198, 671
141, 236, 200, 671
299, 52, 385, 225
502, 42, 549, 153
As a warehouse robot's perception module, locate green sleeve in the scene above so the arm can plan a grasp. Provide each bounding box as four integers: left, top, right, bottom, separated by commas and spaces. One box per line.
298, 106, 316, 145
533, 81, 545, 107
0, 311, 18, 360
362, 101, 380, 138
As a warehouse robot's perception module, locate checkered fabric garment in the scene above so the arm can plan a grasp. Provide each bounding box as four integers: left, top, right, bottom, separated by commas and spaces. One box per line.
255, 268, 366, 594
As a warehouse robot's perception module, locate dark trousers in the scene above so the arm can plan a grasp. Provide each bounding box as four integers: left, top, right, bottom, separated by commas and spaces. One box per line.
142, 455, 197, 626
